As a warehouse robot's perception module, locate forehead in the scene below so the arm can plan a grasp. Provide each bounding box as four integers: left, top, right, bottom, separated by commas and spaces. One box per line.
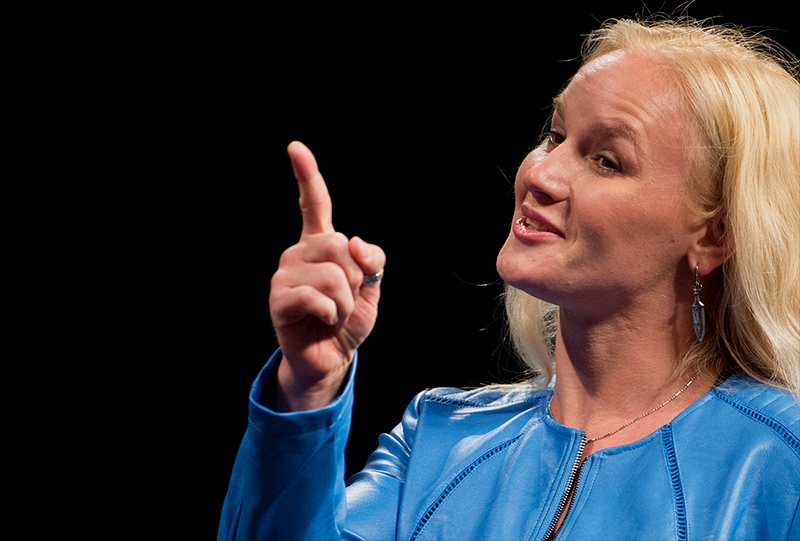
569, 50, 678, 94
557, 51, 691, 147
553, 94, 640, 146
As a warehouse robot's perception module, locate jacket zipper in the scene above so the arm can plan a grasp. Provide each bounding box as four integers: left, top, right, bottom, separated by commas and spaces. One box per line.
542, 432, 586, 541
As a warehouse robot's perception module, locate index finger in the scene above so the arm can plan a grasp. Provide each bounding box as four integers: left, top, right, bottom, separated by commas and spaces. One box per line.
288, 141, 334, 236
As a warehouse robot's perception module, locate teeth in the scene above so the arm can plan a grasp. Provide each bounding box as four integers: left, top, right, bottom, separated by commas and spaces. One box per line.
525, 217, 548, 232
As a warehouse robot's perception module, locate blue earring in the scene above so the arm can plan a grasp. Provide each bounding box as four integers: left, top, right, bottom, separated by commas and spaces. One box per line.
691, 265, 706, 342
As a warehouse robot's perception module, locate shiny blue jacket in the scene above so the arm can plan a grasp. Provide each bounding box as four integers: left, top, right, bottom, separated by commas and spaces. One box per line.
219, 350, 800, 540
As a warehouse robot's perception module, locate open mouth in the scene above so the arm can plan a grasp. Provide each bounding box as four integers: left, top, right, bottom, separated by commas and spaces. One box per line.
524, 217, 551, 233
518, 202, 563, 238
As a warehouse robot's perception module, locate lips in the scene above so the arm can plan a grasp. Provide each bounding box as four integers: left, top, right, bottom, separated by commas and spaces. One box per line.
524, 216, 550, 232
518, 203, 564, 238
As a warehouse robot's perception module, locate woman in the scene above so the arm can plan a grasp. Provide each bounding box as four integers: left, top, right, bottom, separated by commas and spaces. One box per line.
219, 18, 799, 540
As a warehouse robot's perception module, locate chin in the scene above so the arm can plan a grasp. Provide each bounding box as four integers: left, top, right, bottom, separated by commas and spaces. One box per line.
496, 236, 567, 306
496, 235, 518, 282
498, 238, 546, 295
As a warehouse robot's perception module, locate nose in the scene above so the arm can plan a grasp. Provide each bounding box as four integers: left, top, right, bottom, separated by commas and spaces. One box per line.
517, 145, 570, 204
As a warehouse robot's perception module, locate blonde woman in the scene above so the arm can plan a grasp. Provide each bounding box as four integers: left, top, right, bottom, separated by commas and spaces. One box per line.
220, 17, 799, 541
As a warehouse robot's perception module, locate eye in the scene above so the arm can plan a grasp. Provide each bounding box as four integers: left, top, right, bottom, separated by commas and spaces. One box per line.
547, 130, 565, 148
594, 153, 622, 173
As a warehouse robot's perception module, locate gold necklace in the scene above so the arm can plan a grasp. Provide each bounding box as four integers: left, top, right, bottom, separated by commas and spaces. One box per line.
548, 371, 701, 442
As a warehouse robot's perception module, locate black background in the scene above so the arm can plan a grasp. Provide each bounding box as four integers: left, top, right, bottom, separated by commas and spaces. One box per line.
105, 2, 797, 538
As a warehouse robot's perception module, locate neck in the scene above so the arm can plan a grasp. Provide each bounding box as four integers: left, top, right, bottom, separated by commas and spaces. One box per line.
548, 299, 714, 453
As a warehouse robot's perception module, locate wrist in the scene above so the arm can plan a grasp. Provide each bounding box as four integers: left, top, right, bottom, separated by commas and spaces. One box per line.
266, 352, 352, 412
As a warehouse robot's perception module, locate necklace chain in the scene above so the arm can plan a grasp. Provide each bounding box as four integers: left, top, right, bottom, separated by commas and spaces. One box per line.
548, 371, 701, 443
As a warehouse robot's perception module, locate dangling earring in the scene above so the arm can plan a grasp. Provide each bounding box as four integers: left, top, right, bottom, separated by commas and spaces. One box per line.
691, 265, 705, 342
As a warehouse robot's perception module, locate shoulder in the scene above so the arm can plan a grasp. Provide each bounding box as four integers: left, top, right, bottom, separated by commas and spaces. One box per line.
417, 384, 552, 411
706, 372, 799, 455
392, 384, 554, 461
414, 385, 552, 417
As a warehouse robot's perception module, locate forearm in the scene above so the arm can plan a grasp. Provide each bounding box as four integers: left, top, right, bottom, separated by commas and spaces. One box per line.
218, 349, 355, 541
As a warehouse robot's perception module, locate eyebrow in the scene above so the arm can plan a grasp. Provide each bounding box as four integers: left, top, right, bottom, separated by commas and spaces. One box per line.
552, 95, 640, 146
552, 95, 565, 119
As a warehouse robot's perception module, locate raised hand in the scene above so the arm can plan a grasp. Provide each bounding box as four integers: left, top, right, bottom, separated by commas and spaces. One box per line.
268, 142, 386, 411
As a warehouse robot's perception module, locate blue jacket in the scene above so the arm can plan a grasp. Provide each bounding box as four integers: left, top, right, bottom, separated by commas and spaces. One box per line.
219, 350, 800, 540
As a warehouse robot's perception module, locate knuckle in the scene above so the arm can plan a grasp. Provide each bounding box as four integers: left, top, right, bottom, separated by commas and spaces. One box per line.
293, 286, 317, 306
327, 232, 350, 253
318, 263, 347, 291
270, 268, 289, 289
278, 244, 301, 267
310, 232, 350, 263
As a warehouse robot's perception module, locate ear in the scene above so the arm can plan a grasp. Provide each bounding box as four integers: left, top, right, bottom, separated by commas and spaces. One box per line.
687, 214, 728, 276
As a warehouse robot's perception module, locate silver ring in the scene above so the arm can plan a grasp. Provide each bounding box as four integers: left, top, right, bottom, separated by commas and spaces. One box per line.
362, 268, 384, 285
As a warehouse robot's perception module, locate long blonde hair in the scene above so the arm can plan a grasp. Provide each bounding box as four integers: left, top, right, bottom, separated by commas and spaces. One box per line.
506, 17, 800, 393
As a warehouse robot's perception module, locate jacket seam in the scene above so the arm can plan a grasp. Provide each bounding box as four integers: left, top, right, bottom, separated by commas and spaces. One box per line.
408, 435, 522, 540
711, 390, 800, 458
661, 425, 687, 541
422, 394, 484, 409
422, 392, 548, 410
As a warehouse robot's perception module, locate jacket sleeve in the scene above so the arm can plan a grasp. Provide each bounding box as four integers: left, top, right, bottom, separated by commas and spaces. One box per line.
217, 349, 356, 541
340, 391, 420, 540
789, 497, 800, 541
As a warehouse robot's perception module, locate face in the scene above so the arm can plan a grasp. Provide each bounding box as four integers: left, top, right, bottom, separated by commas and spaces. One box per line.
496, 51, 705, 316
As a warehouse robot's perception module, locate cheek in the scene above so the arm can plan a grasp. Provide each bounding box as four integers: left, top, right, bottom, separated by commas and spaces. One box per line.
576, 191, 687, 257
